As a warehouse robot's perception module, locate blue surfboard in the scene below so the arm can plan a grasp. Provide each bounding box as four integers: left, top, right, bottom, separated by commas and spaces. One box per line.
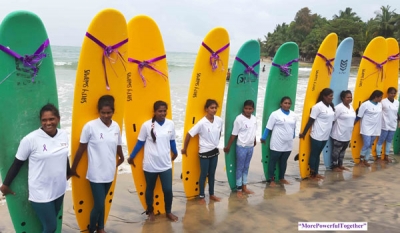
322, 37, 354, 169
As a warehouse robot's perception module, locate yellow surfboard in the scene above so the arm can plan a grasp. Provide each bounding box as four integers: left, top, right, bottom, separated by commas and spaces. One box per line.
70, 9, 127, 230
182, 27, 230, 199
371, 38, 399, 160
124, 15, 171, 215
298, 33, 338, 179
350, 36, 387, 163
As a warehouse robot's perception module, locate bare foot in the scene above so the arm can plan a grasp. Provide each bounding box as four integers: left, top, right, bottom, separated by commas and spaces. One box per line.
237, 190, 244, 198
339, 166, 349, 171
210, 195, 221, 202
148, 212, 155, 221
279, 179, 290, 184
166, 213, 178, 222
243, 187, 254, 194
269, 181, 277, 187
198, 198, 206, 205
332, 167, 342, 172
97, 229, 106, 233
315, 174, 324, 179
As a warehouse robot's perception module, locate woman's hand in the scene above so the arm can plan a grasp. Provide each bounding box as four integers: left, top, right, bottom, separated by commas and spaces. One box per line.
0, 185, 15, 196
172, 154, 178, 161
299, 133, 305, 139
181, 149, 187, 156
128, 157, 136, 167
260, 139, 266, 144
69, 169, 80, 179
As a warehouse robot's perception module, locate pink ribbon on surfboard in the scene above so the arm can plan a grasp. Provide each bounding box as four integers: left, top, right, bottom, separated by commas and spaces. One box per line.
388, 53, 400, 61
85, 32, 128, 90
128, 55, 168, 87
235, 57, 260, 77
0, 39, 49, 84
361, 55, 387, 83
202, 42, 230, 71
316, 53, 335, 75
272, 58, 299, 77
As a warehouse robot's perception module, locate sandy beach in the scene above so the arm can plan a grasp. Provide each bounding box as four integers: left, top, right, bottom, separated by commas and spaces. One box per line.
1, 138, 400, 232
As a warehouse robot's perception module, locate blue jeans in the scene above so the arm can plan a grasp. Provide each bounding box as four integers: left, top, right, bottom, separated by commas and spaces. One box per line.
361, 135, 376, 160
89, 182, 112, 232
199, 155, 218, 198
236, 146, 254, 189
309, 137, 327, 175
376, 130, 395, 156
31, 194, 64, 233
144, 169, 173, 213
269, 150, 291, 180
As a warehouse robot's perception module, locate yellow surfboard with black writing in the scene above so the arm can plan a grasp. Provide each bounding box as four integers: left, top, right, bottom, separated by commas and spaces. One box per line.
70, 9, 127, 231
298, 33, 337, 179
182, 27, 230, 199
124, 15, 171, 215
351, 36, 387, 163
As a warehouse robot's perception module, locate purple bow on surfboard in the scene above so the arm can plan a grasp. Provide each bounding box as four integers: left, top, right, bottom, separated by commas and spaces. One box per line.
362, 55, 387, 83
202, 42, 230, 71
272, 58, 299, 77
85, 32, 128, 90
0, 39, 49, 83
388, 53, 400, 61
128, 55, 168, 87
317, 53, 335, 75
235, 57, 260, 77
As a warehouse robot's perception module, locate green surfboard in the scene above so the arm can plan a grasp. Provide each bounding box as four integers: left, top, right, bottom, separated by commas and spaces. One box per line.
0, 11, 62, 232
224, 40, 260, 190
261, 42, 299, 181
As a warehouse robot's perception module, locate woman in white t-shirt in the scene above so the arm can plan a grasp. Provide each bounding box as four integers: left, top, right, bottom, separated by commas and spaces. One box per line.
70, 95, 124, 233
0, 104, 69, 233
355, 90, 383, 167
127, 101, 178, 222
261, 96, 296, 187
376, 87, 399, 162
299, 88, 335, 180
330, 90, 356, 172
182, 99, 223, 204
224, 100, 257, 197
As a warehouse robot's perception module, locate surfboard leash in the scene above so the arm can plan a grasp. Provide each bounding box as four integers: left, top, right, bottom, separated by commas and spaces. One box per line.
202, 42, 230, 71
272, 58, 299, 77
85, 32, 128, 90
127, 55, 168, 87
235, 57, 260, 77
0, 39, 49, 84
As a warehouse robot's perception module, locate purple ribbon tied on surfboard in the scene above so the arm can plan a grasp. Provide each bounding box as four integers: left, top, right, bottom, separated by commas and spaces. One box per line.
235, 57, 260, 77
317, 53, 334, 75
362, 55, 387, 82
128, 55, 168, 87
202, 42, 230, 71
85, 32, 128, 90
388, 53, 400, 61
0, 39, 49, 83
272, 58, 299, 77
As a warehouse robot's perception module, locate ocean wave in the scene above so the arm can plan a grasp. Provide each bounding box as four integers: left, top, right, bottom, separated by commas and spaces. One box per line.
299, 67, 312, 71
54, 61, 78, 69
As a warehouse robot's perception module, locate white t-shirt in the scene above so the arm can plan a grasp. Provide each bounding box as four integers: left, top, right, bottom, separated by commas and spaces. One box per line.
188, 116, 223, 153
330, 103, 356, 141
16, 128, 69, 203
310, 101, 335, 141
80, 118, 122, 183
138, 119, 176, 173
358, 101, 382, 136
231, 114, 257, 147
266, 109, 297, 152
381, 98, 399, 131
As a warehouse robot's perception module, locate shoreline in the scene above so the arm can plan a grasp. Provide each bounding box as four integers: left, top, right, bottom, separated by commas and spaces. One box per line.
2, 139, 400, 232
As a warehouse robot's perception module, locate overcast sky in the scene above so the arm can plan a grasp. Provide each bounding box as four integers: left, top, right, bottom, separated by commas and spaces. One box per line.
0, 0, 397, 53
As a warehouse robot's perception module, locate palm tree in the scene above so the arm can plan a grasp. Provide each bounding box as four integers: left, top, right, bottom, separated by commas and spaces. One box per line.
333, 7, 361, 22
373, 5, 397, 37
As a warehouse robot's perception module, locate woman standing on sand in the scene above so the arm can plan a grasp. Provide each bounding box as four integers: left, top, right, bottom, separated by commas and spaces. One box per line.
0, 104, 69, 233
261, 97, 297, 187
182, 99, 223, 204
224, 100, 257, 197
70, 95, 124, 233
299, 88, 335, 180
128, 100, 178, 222
330, 90, 356, 171
355, 90, 383, 167
376, 87, 399, 162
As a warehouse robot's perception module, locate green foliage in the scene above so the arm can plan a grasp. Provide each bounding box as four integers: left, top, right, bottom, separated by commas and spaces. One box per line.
261, 6, 400, 58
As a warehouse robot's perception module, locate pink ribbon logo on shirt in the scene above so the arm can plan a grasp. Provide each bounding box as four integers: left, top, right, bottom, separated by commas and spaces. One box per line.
43, 144, 47, 151
100, 133, 103, 139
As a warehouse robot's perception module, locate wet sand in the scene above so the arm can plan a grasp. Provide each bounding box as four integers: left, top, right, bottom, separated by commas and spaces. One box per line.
1, 138, 400, 232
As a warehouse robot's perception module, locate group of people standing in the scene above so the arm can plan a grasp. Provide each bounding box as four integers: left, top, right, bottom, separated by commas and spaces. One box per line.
1, 86, 399, 232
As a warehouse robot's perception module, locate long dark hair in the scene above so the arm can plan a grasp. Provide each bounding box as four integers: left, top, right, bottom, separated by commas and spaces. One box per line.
40, 103, 60, 119
340, 90, 352, 102
317, 88, 335, 111
151, 100, 168, 142
368, 90, 383, 101
97, 95, 115, 112
280, 96, 292, 105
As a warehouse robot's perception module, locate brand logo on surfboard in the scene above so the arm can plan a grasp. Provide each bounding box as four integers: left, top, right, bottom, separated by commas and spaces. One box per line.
340, 60, 348, 72
236, 74, 257, 84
